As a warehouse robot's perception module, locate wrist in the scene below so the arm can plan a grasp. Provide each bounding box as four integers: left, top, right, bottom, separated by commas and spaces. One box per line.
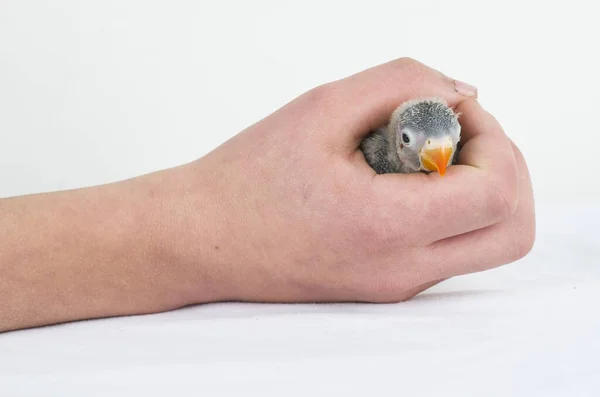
142, 161, 237, 306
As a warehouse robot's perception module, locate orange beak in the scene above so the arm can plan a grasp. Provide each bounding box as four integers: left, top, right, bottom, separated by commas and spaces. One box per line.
419, 139, 454, 176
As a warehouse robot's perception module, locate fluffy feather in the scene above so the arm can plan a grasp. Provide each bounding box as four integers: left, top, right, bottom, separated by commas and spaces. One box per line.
360, 98, 461, 174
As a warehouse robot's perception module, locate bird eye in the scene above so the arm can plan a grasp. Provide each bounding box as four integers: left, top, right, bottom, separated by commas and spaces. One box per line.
402, 133, 410, 144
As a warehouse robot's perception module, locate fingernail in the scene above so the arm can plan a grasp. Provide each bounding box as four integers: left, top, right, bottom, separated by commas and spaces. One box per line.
453, 79, 478, 97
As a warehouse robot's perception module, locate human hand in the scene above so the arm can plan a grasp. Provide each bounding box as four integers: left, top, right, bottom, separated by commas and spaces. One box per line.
0, 57, 535, 331
156, 57, 536, 304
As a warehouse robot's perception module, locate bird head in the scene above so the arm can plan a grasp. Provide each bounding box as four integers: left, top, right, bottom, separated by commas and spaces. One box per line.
391, 98, 461, 176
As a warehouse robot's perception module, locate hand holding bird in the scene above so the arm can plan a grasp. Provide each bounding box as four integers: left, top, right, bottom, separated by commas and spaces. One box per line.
154, 58, 535, 304
0, 57, 536, 331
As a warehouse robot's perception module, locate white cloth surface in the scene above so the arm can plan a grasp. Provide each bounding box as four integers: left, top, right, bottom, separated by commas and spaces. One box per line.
1, 204, 598, 396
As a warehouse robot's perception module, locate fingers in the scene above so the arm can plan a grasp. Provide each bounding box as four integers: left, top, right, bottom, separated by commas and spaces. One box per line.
420, 141, 535, 280
373, 99, 519, 246
299, 58, 477, 147
455, 99, 515, 171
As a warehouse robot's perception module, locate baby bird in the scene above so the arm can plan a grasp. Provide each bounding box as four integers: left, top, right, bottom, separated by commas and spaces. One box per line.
360, 98, 461, 176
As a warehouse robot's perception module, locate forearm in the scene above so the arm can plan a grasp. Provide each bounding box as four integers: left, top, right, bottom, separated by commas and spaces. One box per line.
0, 167, 217, 332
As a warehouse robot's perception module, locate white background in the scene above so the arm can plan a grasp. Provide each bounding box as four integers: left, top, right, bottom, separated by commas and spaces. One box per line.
1, 1, 599, 396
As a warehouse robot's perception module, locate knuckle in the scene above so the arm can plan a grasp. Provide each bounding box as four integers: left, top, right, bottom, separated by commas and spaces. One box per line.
509, 138, 525, 161
506, 230, 534, 263
500, 207, 536, 264
301, 83, 339, 109
514, 216, 536, 261
485, 181, 514, 221
394, 57, 424, 72
501, 143, 521, 212
518, 228, 536, 259
509, 139, 535, 260
487, 152, 520, 220
390, 57, 436, 86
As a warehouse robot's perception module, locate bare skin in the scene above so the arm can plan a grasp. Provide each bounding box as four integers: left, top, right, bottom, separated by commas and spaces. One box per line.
0, 58, 535, 332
